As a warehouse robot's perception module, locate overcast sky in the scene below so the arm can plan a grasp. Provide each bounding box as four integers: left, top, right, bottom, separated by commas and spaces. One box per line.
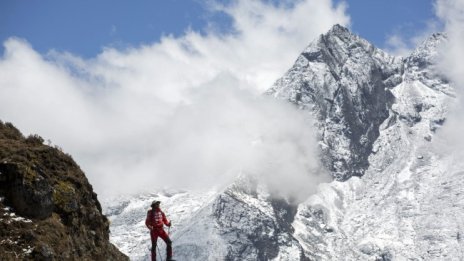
0, 0, 459, 198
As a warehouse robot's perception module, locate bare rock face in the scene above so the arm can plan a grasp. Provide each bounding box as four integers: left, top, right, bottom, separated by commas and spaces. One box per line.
0, 122, 128, 260
211, 177, 305, 261
0, 163, 54, 220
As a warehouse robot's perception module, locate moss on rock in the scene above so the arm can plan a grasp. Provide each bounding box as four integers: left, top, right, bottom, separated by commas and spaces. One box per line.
53, 180, 78, 214
0, 121, 128, 260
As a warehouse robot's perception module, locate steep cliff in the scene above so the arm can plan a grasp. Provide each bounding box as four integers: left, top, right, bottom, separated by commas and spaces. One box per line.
267, 24, 402, 181
0, 122, 128, 260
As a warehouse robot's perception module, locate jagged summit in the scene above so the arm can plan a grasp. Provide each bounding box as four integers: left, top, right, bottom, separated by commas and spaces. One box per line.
266, 25, 452, 181
405, 33, 452, 95
302, 24, 386, 58
407, 32, 447, 70
326, 23, 352, 37
268, 24, 403, 181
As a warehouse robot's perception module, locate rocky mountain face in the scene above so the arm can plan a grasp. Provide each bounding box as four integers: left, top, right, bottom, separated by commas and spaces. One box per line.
0, 122, 128, 260
270, 25, 461, 260
106, 25, 462, 260
267, 24, 403, 181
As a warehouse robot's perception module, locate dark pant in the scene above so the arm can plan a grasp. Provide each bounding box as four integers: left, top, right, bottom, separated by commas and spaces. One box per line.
150, 228, 172, 261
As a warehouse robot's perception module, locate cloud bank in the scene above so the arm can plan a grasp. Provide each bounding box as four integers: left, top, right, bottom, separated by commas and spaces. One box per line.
433, 0, 464, 157
0, 0, 348, 198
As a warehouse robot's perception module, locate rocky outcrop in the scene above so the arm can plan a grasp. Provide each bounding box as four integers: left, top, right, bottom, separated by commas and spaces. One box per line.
211, 177, 306, 261
0, 121, 128, 260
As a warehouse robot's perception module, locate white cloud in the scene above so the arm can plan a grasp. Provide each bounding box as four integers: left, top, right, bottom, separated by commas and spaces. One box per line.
435, 0, 464, 89
385, 34, 412, 56
0, 0, 348, 198
432, 0, 464, 156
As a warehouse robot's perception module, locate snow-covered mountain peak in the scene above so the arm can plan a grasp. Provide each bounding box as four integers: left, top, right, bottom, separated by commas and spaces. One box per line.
326, 23, 350, 35
408, 32, 447, 66
302, 24, 398, 68
405, 32, 453, 95
268, 25, 404, 181
290, 28, 460, 260
106, 25, 463, 260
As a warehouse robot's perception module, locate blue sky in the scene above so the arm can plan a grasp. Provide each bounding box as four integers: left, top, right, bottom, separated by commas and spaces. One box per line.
1, 0, 437, 58
344, 0, 437, 45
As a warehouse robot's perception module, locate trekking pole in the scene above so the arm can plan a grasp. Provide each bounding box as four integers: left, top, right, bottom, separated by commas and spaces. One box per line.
157, 242, 163, 261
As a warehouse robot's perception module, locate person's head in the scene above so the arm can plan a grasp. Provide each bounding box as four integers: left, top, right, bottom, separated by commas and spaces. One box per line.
151, 200, 161, 209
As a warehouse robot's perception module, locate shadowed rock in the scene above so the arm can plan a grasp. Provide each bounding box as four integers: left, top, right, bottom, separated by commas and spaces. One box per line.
0, 121, 128, 261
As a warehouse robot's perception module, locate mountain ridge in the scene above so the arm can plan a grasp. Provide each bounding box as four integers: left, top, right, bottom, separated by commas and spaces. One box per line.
268, 23, 403, 181
107, 24, 461, 260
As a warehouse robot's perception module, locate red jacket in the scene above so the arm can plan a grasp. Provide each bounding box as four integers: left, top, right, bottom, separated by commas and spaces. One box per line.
145, 208, 170, 229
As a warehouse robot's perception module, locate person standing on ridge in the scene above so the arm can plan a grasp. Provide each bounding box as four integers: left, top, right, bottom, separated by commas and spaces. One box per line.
145, 200, 173, 261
